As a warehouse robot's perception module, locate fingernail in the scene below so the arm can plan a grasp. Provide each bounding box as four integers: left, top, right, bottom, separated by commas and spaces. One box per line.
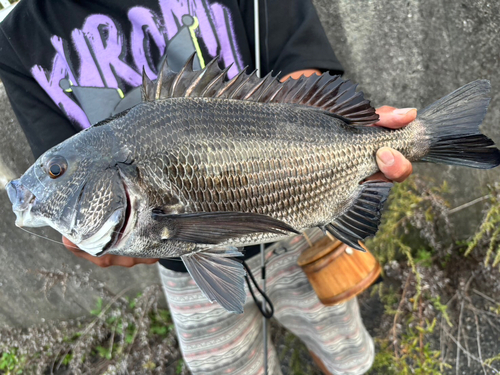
393, 108, 416, 116
377, 148, 395, 166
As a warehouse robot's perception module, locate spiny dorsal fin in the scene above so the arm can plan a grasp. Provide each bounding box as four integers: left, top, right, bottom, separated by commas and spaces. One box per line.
141, 54, 379, 126
141, 67, 155, 102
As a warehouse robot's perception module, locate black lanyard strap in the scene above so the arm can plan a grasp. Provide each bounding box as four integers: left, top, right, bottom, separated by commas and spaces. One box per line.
242, 259, 274, 319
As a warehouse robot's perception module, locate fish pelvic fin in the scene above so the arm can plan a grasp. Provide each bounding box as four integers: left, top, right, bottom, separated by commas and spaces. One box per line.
324, 180, 393, 251
419, 80, 500, 169
140, 53, 379, 126
181, 247, 246, 314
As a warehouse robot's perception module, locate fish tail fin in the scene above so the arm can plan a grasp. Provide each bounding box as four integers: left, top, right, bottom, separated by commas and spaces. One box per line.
418, 80, 500, 169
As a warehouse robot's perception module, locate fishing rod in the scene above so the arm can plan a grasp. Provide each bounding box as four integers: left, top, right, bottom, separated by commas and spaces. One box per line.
253, 1, 269, 374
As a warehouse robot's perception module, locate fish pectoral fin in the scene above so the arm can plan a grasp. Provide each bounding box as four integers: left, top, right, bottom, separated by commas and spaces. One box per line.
153, 211, 299, 244
324, 180, 393, 251
181, 247, 246, 313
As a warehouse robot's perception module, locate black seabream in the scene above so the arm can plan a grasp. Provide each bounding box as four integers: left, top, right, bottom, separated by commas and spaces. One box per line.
7, 56, 500, 313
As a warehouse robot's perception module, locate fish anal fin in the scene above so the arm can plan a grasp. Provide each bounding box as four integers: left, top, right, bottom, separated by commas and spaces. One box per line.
325, 180, 393, 251
181, 247, 246, 313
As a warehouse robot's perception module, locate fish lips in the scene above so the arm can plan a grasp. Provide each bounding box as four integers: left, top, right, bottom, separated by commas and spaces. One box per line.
7, 180, 49, 228
11, 204, 48, 228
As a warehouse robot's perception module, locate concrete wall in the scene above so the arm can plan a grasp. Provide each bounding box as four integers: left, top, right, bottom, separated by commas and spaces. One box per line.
313, 0, 500, 233
1, 0, 499, 326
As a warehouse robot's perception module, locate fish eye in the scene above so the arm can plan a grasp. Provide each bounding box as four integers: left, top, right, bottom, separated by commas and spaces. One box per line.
46, 156, 68, 179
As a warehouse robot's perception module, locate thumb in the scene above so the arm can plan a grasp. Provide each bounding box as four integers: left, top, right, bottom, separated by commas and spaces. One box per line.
376, 147, 413, 182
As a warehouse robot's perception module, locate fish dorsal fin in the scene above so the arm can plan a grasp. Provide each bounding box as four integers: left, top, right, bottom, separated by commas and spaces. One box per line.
324, 180, 393, 250
141, 54, 379, 126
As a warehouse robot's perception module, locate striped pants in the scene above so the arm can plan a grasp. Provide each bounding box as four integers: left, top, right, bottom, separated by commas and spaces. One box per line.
158, 229, 374, 375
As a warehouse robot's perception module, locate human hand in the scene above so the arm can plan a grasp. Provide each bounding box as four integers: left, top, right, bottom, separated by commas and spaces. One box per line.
62, 236, 159, 268
372, 106, 417, 182
280, 69, 321, 82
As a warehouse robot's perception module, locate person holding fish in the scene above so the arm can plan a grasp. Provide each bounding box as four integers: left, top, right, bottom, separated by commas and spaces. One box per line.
5, 1, 496, 375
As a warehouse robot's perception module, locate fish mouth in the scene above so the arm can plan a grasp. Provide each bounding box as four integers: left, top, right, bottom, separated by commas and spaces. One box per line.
6, 180, 43, 227
12, 194, 50, 228
12, 195, 36, 226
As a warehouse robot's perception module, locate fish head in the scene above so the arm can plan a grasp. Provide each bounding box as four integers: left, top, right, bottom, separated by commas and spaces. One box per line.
6, 130, 130, 256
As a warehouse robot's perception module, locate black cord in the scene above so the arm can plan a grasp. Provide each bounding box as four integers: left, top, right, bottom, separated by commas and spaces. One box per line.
242, 259, 274, 319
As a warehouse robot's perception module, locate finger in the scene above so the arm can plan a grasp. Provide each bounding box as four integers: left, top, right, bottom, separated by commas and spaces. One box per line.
71, 248, 101, 263
376, 147, 413, 183
280, 69, 321, 82
114, 256, 135, 268
364, 171, 391, 183
139, 258, 160, 265
62, 236, 112, 265
62, 236, 159, 267
100, 255, 159, 268
375, 106, 417, 129
62, 236, 80, 251
119, 257, 159, 267
62, 237, 99, 263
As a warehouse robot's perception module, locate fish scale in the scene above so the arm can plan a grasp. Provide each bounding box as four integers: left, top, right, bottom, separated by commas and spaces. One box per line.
8, 55, 499, 313
110, 98, 419, 234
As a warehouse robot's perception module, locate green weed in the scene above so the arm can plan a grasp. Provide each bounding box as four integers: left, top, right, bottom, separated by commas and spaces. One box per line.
464, 184, 500, 267
0, 349, 25, 375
